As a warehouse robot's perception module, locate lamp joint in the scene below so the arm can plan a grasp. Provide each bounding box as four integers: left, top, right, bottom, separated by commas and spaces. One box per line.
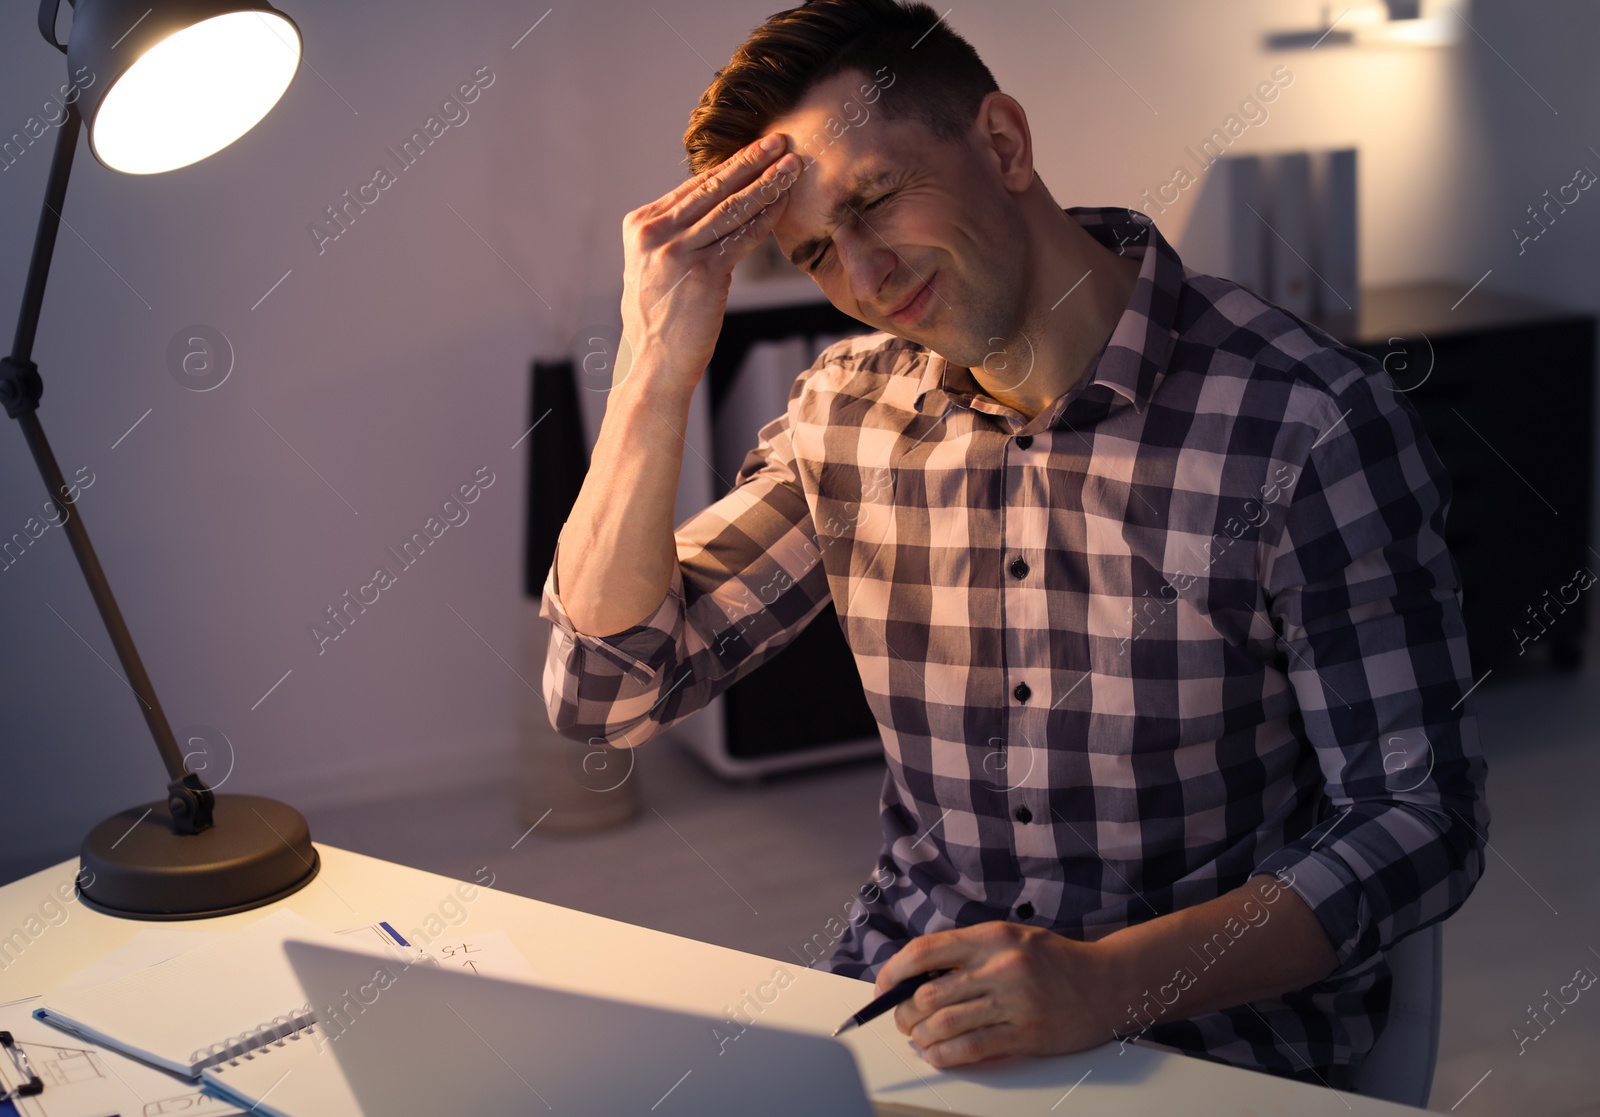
0, 357, 43, 419
166, 773, 216, 835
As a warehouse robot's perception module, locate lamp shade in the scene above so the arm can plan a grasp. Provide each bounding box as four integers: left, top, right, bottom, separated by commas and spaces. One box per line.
66, 0, 300, 174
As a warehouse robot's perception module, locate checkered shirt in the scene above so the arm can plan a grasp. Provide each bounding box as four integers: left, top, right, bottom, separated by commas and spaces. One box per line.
538, 205, 1490, 1082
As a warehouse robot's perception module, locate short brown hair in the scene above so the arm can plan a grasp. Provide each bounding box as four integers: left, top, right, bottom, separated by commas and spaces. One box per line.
683, 0, 1000, 176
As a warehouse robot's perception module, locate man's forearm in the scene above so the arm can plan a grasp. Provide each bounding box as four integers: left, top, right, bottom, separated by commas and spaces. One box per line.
1097, 872, 1338, 1044
555, 370, 693, 637
558, 130, 800, 636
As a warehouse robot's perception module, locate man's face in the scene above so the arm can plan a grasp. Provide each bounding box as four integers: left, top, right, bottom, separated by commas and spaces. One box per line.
762, 70, 1031, 369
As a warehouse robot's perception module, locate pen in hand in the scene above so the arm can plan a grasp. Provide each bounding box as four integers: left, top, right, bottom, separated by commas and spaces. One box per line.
832, 969, 952, 1037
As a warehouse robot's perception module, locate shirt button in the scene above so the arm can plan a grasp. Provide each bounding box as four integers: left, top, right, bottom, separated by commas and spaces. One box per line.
1014, 805, 1032, 823
1009, 557, 1029, 579
1017, 902, 1035, 920
1015, 435, 1033, 450
1013, 682, 1031, 703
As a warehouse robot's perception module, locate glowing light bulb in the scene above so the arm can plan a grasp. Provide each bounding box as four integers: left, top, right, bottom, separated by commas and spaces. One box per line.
91, 11, 299, 174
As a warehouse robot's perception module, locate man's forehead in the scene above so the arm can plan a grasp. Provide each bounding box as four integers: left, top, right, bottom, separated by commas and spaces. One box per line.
762, 112, 902, 180
763, 120, 911, 261
760, 75, 919, 195
759, 81, 927, 264
772, 159, 900, 268
789, 163, 900, 206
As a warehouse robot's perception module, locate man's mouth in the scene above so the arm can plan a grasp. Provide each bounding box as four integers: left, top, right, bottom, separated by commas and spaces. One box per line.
886, 272, 937, 325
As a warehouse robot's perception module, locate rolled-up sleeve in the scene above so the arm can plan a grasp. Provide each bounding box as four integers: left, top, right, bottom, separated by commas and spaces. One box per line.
539, 368, 836, 747
1254, 371, 1490, 979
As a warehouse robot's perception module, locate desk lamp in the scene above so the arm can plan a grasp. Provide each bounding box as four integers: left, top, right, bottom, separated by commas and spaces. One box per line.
2, 0, 317, 918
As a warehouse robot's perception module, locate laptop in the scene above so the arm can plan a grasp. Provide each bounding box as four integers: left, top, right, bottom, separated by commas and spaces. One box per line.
278, 939, 878, 1116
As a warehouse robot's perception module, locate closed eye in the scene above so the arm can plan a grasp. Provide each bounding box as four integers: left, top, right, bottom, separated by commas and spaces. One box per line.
806, 192, 895, 273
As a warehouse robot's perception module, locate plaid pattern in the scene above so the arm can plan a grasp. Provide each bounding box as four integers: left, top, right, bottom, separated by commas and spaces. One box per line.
539, 206, 1489, 1081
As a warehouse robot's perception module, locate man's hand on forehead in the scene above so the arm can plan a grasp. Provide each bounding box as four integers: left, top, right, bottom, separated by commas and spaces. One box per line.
614, 132, 803, 386
707, 135, 808, 252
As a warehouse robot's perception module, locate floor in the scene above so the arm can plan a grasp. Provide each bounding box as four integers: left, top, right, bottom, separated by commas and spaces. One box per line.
1423, 651, 1600, 1116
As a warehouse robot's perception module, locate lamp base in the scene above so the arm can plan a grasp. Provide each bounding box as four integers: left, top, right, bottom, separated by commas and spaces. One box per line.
78, 794, 319, 920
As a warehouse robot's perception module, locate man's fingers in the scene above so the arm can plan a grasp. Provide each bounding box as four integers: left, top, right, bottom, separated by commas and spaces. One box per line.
918, 1020, 1015, 1069
685, 152, 801, 253
708, 171, 798, 261
875, 930, 980, 994
654, 136, 772, 212
667, 136, 788, 229
892, 969, 985, 1034
661, 159, 727, 208
909, 995, 1007, 1050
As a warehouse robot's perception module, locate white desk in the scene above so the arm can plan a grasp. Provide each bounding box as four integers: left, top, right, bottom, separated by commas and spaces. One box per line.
0, 844, 1422, 1115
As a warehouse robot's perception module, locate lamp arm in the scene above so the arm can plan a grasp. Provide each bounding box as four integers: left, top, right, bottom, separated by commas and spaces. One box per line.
0, 100, 214, 834
37, 0, 67, 53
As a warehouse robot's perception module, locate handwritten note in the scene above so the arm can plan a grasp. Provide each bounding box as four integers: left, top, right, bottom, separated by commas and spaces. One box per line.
428, 931, 538, 982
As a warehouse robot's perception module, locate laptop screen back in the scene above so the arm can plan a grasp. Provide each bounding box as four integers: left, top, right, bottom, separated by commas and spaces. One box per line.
283, 939, 876, 1116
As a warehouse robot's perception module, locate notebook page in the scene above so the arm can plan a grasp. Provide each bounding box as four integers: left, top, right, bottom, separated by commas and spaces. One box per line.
49, 928, 223, 996
0, 993, 248, 1117
34, 909, 371, 1077
200, 1020, 362, 1117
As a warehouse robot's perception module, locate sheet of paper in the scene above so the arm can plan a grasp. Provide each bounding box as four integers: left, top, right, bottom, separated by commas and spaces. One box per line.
9, 918, 531, 1116
50, 929, 223, 998
46, 924, 403, 1006
424, 931, 539, 981
0, 995, 245, 1117
36, 911, 348, 1077
335, 922, 431, 971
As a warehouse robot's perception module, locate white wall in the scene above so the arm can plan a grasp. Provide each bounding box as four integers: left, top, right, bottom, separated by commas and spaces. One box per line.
0, 0, 1577, 875
1445, 0, 1600, 310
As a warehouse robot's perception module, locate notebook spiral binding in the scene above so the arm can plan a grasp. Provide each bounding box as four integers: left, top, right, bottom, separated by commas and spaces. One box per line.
190, 1003, 318, 1071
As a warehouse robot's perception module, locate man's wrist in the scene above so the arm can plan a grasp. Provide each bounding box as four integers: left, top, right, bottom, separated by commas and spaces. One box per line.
589, 368, 696, 462
1087, 873, 1339, 1045
612, 340, 699, 414
1085, 926, 1151, 1039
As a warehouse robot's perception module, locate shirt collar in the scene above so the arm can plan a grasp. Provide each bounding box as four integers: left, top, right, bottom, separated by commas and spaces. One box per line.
911, 206, 1183, 422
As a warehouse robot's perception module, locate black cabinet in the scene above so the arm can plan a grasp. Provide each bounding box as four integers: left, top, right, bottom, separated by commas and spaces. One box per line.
707, 302, 881, 771
1314, 283, 1597, 678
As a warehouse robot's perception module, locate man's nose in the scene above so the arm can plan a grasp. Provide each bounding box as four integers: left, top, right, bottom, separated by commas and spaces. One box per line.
836, 228, 896, 311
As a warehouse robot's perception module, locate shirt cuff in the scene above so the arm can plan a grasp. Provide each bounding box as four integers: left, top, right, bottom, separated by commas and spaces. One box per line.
1252, 843, 1374, 979
538, 536, 684, 684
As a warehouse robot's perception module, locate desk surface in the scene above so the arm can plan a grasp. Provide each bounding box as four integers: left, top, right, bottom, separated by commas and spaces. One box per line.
0, 844, 1422, 1116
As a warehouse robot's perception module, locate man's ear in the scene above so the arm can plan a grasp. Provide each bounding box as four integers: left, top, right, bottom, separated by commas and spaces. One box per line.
972, 91, 1034, 194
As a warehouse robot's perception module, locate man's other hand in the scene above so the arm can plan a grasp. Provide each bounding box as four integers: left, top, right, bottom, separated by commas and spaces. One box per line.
873, 921, 1120, 1068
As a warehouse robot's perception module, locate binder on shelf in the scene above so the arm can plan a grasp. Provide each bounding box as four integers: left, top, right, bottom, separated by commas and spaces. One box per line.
1264, 151, 1315, 317
712, 336, 810, 495
1311, 147, 1359, 319
1179, 147, 1359, 321
674, 303, 883, 778
1177, 154, 1266, 297
525, 358, 589, 599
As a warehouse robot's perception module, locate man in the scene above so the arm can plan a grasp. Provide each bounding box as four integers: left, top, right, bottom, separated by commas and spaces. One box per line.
539, 0, 1489, 1091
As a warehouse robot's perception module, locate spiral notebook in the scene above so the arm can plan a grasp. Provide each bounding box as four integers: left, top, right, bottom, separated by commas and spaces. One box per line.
199, 1018, 362, 1117
32, 909, 389, 1079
